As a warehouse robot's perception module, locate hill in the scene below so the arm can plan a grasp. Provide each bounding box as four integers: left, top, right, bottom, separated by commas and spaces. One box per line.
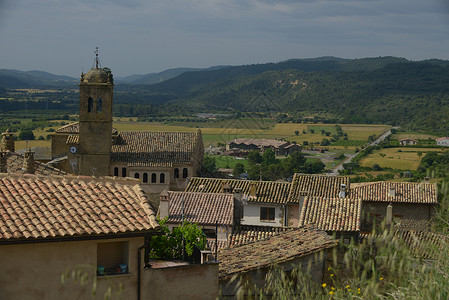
0, 69, 77, 89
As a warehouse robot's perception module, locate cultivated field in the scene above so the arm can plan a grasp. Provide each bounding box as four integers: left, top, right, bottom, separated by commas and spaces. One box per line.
359, 147, 443, 170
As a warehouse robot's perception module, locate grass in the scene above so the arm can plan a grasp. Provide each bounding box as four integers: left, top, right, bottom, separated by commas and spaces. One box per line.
214, 156, 249, 169
359, 147, 443, 170
391, 132, 438, 141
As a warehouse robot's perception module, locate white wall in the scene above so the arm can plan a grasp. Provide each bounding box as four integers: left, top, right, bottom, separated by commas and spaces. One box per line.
241, 203, 283, 227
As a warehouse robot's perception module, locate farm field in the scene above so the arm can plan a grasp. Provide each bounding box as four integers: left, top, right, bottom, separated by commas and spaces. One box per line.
390, 132, 438, 141
359, 147, 444, 170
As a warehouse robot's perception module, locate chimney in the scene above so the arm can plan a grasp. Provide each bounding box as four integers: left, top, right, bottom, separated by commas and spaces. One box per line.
389, 186, 396, 197
158, 190, 169, 219
23, 148, 35, 174
233, 188, 243, 226
0, 151, 7, 173
339, 184, 346, 198
386, 202, 393, 225
249, 182, 257, 198
1, 129, 15, 152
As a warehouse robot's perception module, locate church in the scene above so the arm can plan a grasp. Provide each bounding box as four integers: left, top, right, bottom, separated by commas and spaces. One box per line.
51, 53, 204, 193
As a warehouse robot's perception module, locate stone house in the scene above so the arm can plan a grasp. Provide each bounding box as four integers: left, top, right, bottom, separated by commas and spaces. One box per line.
50, 57, 203, 195
350, 181, 437, 231
436, 137, 449, 146
399, 138, 418, 146
218, 225, 337, 298
0, 174, 218, 299
226, 138, 300, 155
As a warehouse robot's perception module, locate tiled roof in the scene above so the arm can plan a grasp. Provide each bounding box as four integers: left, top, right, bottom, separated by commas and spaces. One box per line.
436, 137, 449, 141
55, 122, 118, 134
228, 138, 289, 148
0, 174, 160, 241
288, 174, 350, 203
298, 196, 362, 232
166, 191, 234, 226
228, 225, 289, 248
66, 135, 79, 145
185, 177, 291, 204
218, 225, 337, 280
111, 131, 201, 167
2, 152, 66, 176
350, 181, 437, 204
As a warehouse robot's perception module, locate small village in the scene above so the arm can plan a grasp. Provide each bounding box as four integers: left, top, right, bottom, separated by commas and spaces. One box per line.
0, 58, 447, 300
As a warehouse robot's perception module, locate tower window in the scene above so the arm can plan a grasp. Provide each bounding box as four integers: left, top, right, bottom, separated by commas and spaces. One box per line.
97, 98, 103, 112
151, 173, 156, 183
174, 168, 179, 178
160, 173, 165, 184
134, 173, 139, 179
122, 167, 127, 177
182, 168, 188, 178
88, 97, 93, 112
114, 167, 118, 177
143, 173, 148, 183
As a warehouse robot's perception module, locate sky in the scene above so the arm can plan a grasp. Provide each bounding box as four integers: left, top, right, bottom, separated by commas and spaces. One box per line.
1, 0, 449, 77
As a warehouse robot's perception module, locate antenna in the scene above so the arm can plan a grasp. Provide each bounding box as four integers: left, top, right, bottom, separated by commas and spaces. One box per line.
93, 47, 101, 69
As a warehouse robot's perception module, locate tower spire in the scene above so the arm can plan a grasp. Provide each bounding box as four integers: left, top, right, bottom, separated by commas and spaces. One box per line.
94, 47, 100, 69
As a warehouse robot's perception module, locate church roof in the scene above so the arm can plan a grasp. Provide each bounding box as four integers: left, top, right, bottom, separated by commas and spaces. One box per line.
111, 131, 201, 167
55, 122, 118, 135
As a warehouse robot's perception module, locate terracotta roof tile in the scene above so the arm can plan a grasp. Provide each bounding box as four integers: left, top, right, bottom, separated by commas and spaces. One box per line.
288, 174, 350, 203
218, 225, 337, 279
186, 177, 291, 204
0, 174, 160, 241
228, 225, 289, 248
111, 131, 201, 167
299, 196, 362, 232
55, 122, 118, 134
1, 152, 66, 176
166, 191, 234, 226
350, 181, 437, 204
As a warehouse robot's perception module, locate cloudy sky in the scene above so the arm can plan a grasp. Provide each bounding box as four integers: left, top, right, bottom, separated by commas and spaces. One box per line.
1, 0, 448, 77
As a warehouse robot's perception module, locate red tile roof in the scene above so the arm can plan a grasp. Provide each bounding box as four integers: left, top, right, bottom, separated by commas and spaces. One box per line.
218, 225, 337, 279
186, 177, 291, 204
2, 152, 66, 176
0, 174, 160, 241
299, 196, 362, 232
228, 225, 289, 248
166, 191, 234, 226
350, 181, 437, 204
111, 131, 201, 167
288, 174, 349, 203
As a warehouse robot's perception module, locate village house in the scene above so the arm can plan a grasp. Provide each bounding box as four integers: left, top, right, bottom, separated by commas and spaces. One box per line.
436, 137, 449, 146
50, 55, 203, 195
399, 138, 418, 146
350, 181, 437, 231
158, 190, 241, 247
226, 138, 300, 155
185, 177, 292, 227
0, 174, 218, 300
218, 225, 337, 298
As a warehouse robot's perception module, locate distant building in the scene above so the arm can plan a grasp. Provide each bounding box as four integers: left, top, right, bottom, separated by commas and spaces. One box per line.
399, 138, 418, 146
436, 137, 449, 146
226, 138, 300, 155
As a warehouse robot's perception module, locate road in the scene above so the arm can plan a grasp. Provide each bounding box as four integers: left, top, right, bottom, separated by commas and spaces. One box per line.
328, 128, 394, 176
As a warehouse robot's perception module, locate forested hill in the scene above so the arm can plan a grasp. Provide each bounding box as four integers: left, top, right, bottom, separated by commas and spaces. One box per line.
129, 57, 449, 134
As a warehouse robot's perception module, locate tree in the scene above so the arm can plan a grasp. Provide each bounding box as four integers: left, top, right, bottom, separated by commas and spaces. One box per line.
201, 155, 217, 176
262, 148, 277, 167
247, 164, 261, 180
248, 150, 262, 165
294, 130, 299, 136
232, 163, 245, 178
18, 130, 35, 141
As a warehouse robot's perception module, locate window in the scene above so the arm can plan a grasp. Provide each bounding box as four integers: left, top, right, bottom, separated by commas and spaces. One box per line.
97, 98, 103, 112
160, 173, 165, 183
88, 97, 93, 112
174, 168, 179, 178
134, 173, 139, 179
114, 167, 118, 177
97, 241, 129, 276
121, 167, 127, 177
260, 207, 275, 221
151, 173, 156, 183
143, 173, 148, 183
182, 168, 188, 178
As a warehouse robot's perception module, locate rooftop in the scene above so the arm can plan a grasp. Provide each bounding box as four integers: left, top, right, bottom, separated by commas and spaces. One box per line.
0, 174, 160, 242
288, 174, 350, 203
218, 225, 337, 280
350, 181, 437, 204
298, 196, 362, 232
1, 151, 66, 176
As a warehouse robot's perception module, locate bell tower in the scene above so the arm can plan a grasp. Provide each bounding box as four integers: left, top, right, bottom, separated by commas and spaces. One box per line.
78, 48, 113, 176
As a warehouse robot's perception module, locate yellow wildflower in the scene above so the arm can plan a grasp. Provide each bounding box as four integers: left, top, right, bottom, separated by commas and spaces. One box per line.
380, 277, 384, 281
346, 285, 350, 289
322, 283, 327, 288
348, 289, 352, 292
330, 274, 334, 277
329, 291, 334, 295
331, 287, 335, 290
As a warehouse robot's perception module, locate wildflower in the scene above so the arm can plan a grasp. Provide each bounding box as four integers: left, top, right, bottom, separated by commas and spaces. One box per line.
348, 289, 352, 292
329, 291, 334, 295
331, 287, 335, 291
328, 267, 331, 271
322, 283, 327, 288
380, 277, 384, 281
330, 274, 334, 277
346, 285, 350, 289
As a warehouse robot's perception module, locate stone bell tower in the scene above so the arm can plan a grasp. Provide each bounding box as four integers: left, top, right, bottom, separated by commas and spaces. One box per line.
77, 48, 113, 176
